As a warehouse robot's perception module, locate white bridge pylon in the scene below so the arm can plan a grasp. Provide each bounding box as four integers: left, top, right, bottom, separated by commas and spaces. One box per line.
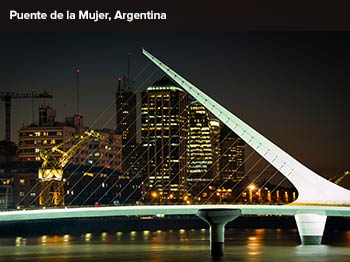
143, 49, 350, 206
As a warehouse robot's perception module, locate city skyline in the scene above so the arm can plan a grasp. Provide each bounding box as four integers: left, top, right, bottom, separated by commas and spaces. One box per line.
0, 32, 349, 187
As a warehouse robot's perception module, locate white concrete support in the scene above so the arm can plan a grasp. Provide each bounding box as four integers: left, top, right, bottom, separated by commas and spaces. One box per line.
197, 209, 241, 256
295, 213, 327, 245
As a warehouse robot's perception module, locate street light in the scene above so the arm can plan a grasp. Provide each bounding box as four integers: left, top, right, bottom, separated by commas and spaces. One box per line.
248, 184, 256, 203
151, 191, 158, 199
248, 184, 256, 191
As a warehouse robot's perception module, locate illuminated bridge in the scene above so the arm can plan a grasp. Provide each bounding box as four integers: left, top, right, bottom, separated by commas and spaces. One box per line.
1, 50, 350, 256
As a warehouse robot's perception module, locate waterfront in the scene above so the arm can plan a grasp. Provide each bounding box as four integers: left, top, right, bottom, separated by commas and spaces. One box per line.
0, 228, 349, 261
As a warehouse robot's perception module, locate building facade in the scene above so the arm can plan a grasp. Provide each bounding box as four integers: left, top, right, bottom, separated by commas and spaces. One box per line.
219, 125, 245, 186
141, 76, 188, 202
115, 76, 137, 174
17, 125, 76, 162
186, 101, 213, 199
17, 106, 122, 171
74, 129, 123, 171
209, 118, 221, 182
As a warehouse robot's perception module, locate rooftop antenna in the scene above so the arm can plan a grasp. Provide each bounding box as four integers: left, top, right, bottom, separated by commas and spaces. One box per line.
127, 51, 133, 91
76, 68, 80, 114
128, 51, 131, 84
31, 88, 35, 124
117, 76, 122, 93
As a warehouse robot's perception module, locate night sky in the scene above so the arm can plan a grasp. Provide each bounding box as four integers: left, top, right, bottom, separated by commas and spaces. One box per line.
0, 32, 349, 187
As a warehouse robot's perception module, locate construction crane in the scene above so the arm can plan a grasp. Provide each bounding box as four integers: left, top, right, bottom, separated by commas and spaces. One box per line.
0, 91, 53, 141
38, 130, 106, 206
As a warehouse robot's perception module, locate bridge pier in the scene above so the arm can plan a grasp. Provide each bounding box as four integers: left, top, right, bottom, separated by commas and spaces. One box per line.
295, 214, 327, 245
197, 208, 241, 256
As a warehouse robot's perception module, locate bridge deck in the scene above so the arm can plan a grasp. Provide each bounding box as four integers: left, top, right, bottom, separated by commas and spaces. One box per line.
0, 205, 349, 222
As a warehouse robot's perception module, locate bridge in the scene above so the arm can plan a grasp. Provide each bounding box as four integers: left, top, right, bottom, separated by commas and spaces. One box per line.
1, 49, 350, 256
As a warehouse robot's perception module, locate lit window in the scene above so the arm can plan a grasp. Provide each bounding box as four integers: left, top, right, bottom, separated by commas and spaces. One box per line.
34, 132, 41, 136
35, 148, 40, 153
30, 192, 36, 197
51, 140, 56, 144
19, 179, 25, 185
19, 192, 24, 196
43, 140, 47, 145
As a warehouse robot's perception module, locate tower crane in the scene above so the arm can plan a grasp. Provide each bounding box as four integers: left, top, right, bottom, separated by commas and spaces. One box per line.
38, 130, 107, 206
0, 91, 53, 141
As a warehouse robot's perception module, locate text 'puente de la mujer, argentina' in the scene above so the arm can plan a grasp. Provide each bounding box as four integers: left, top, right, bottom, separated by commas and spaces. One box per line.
1, 49, 350, 256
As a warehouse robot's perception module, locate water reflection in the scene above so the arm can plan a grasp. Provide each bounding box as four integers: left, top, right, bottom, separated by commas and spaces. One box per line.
143, 230, 150, 240
0, 229, 348, 261
63, 234, 70, 243
130, 231, 137, 241
246, 229, 263, 256
15, 237, 26, 246
84, 233, 92, 242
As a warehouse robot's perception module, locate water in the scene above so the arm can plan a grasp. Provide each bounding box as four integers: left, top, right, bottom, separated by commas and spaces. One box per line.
0, 228, 349, 261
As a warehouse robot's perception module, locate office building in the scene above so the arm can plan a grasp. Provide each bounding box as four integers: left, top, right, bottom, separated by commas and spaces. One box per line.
115, 76, 137, 174
187, 101, 213, 196
141, 76, 188, 202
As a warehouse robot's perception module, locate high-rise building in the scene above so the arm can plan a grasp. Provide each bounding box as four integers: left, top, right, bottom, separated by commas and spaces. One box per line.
219, 125, 245, 186
141, 76, 188, 202
209, 118, 221, 182
187, 101, 213, 196
115, 76, 137, 174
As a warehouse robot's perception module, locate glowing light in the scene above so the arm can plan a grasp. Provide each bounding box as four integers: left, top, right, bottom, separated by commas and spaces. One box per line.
248, 184, 256, 191
84, 233, 92, 241
101, 232, 107, 241
143, 230, 150, 240
151, 192, 158, 198
15, 237, 22, 246
116, 232, 122, 240
41, 235, 47, 244
63, 235, 70, 242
